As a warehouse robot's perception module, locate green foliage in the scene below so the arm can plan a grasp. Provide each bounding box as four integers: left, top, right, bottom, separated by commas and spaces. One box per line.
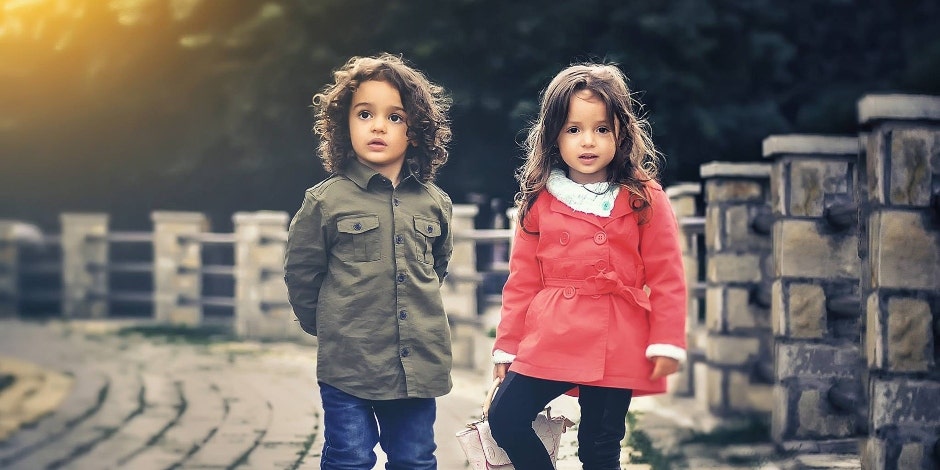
115, 324, 233, 344
1, 0, 938, 228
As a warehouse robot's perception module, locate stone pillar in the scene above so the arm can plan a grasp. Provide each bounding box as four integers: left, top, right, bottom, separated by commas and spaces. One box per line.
665, 183, 704, 397
152, 211, 207, 326
446, 204, 480, 369
0, 221, 19, 317
858, 94, 940, 470
233, 211, 295, 339
763, 135, 864, 453
700, 162, 774, 416
60, 213, 108, 318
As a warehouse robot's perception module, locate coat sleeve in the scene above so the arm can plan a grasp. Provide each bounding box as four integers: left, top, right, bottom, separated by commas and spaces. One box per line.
284, 190, 329, 336
638, 187, 688, 353
494, 199, 543, 356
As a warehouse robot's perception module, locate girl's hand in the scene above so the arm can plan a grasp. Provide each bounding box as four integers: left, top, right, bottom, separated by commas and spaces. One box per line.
649, 356, 679, 380
493, 363, 510, 382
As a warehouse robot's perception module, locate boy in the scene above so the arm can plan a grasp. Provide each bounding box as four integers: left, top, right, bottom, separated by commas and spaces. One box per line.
284, 53, 453, 469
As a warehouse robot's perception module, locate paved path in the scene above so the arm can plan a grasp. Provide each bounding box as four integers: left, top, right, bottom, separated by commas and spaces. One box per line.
0, 319, 492, 469
0, 319, 862, 469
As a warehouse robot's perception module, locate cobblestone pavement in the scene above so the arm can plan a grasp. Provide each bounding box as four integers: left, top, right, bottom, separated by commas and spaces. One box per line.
0, 319, 862, 469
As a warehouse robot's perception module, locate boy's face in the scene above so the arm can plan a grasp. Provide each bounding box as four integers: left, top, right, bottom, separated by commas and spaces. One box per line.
348, 80, 410, 180
556, 89, 616, 184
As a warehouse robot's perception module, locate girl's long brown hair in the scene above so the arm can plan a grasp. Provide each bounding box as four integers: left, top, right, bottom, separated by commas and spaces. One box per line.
515, 63, 662, 231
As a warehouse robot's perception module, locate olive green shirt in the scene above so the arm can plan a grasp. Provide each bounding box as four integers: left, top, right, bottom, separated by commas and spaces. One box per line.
284, 159, 454, 400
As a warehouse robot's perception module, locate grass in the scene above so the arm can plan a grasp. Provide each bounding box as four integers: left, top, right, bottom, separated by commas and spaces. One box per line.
115, 324, 234, 344
625, 411, 678, 470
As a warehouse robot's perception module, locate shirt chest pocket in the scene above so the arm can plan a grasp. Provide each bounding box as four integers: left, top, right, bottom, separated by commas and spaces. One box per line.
336, 214, 381, 262
413, 216, 441, 265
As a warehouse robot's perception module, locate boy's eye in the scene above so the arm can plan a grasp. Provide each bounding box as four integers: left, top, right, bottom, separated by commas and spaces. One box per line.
389, 113, 405, 123
357, 110, 372, 120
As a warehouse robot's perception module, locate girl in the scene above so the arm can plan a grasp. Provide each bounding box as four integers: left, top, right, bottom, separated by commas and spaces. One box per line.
488, 62, 687, 469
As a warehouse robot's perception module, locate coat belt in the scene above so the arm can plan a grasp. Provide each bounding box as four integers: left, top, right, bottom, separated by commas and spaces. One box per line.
543, 271, 651, 311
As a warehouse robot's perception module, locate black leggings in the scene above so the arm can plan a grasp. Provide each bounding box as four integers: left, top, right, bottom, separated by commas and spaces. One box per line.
488, 372, 633, 470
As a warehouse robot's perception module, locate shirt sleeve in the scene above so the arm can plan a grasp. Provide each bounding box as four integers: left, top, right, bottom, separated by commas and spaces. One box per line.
433, 194, 454, 284
639, 186, 688, 352
494, 199, 542, 356
284, 190, 329, 336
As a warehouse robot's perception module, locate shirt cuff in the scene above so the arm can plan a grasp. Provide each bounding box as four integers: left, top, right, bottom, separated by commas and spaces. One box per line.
492, 349, 516, 364
646, 344, 687, 363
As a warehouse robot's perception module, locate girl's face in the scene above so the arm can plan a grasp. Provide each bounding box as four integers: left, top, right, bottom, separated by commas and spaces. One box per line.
348, 80, 411, 181
555, 89, 616, 184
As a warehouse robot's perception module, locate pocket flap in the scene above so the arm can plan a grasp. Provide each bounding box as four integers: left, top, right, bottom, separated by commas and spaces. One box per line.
337, 215, 379, 233
414, 216, 442, 237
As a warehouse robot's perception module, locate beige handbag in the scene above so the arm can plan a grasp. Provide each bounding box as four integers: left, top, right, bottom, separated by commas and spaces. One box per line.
455, 379, 574, 469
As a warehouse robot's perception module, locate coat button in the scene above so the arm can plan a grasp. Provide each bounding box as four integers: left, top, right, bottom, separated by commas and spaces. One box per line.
595, 259, 608, 271
563, 286, 576, 299
427, 225, 434, 234
401, 347, 410, 357
393, 198, 401, 206
560, 232, 570, 245
395, 234, 404, 244
353, 222, 362, 231
399, 309, 407, 320
397, 273, 406, 283
593, 232, 607, 244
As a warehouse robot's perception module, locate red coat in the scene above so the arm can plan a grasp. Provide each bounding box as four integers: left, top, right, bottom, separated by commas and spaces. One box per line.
494, 182, 687, 396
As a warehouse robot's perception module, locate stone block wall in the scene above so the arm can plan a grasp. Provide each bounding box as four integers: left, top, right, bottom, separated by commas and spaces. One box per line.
700, 162, 775, 415
152, 211, 207, 326
60, 213, 109, 318
666, 183, 704, 397
858, 94, 940, 470
233, 211, 299, 340
0, 221, 18, 317
763, 135, 865, 453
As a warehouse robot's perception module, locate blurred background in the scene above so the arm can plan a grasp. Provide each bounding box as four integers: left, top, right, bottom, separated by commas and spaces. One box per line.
2, 0, 939, 232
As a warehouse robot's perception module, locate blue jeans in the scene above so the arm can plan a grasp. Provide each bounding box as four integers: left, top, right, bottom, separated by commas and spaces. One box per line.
318, 382, 437, 470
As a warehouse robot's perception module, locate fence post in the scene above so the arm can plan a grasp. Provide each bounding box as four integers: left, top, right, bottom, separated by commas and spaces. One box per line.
60, 213, 108, 318
0, 221, 18, 317
152, 211, 208, 326
665, 183, 703, 397
858, 94, 940, 470
233, 211, 295, 339
700, 162, 774, 416
762, 135, 864, 454
446, 204, 480, 369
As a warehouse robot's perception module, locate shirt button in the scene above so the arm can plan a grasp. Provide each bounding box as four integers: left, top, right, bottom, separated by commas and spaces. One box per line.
595, 259, 608, 271
560, 232, 570, 245
395, 234, 404, 244
563, 286, 576, 299
399, 309, 407, 320
397, 273, 406, 283
353, 222, 362, 231
401, 347, 410, 357
594, 232, 607, 244
393, 198, 400, 206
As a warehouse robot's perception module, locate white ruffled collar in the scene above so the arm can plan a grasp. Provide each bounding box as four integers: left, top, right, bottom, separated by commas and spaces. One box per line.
546, 169, 620, 217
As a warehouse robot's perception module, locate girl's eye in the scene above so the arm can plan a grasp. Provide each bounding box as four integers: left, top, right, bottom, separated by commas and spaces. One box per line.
597, 126, 611, 134
389, 113, 405, 123
357, 110, 372, 120
565, 126, 580, 134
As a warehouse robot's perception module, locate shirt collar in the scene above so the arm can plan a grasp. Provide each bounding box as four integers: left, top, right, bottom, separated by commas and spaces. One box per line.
343, 158, 421, 191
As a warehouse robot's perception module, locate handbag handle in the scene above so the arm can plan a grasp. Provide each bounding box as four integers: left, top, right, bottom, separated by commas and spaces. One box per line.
481, 378, 501, 420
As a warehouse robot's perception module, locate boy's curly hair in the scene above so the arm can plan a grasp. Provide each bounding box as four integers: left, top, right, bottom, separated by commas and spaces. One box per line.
312, 53, 452, 183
